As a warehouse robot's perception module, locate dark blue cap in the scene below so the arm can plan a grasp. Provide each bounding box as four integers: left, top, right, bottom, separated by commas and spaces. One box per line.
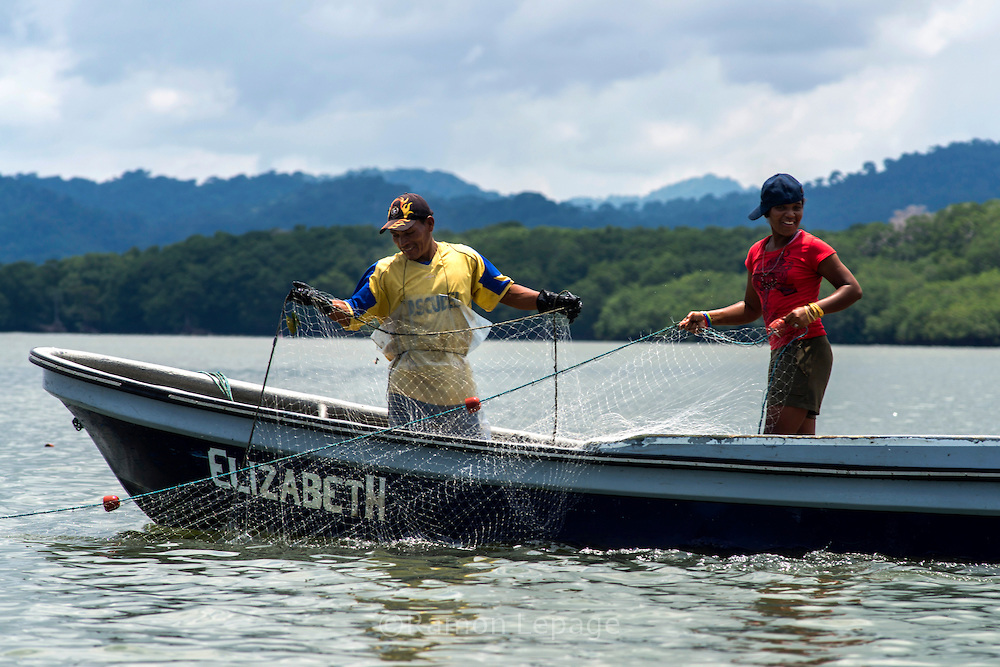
748, 173, 804, 220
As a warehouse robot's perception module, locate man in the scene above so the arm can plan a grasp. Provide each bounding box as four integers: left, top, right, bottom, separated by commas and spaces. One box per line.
290, 192, 582, 437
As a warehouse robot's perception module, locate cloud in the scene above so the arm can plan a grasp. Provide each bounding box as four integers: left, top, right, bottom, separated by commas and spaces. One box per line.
1, 0, 999, 200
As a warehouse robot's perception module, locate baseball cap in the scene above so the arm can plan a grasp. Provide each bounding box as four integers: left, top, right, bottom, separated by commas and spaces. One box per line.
748, 174, 804, 220
380, 193, 433, 234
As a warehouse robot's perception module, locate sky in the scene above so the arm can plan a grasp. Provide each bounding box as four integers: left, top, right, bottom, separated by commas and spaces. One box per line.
2, 0, 1000, 201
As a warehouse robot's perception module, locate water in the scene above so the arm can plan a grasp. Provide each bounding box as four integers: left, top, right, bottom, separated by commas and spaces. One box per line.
5, 333, 1000, 665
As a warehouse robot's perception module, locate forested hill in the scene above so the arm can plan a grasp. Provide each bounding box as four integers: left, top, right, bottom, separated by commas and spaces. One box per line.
3, 197, 1000, 344
3, 139, 1000, 263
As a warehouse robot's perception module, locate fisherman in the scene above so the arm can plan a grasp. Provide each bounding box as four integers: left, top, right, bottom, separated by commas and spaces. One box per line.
679, 174, 862, 435
289, 192, 582, 438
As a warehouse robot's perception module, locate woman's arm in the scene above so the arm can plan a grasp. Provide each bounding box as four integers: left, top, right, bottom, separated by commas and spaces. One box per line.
678, 271, 762, 331
780, 253, 863, 329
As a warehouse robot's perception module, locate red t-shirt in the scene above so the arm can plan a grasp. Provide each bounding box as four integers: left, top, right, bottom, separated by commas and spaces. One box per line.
745, 230, 836, 350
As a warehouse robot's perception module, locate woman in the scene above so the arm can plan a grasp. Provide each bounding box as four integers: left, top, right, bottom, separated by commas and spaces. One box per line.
679, 173, 862, 435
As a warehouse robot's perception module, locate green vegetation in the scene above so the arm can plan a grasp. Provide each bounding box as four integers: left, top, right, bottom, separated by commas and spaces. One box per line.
3, 199, 1000, 344
6, 139, 1000, 263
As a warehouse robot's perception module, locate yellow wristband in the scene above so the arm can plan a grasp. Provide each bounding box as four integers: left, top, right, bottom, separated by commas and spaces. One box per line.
807, 302, 824, 322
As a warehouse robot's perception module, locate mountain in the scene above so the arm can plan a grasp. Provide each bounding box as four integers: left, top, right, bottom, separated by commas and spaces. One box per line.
12, 169, 315, 246
346, 168, 502, 200
803, 141, 1000, 228
0, 177, 149, 261
3, 139, 1000, 263
569, 174, 747, 209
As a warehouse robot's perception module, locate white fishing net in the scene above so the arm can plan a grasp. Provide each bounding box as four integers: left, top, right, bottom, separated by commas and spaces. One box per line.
209, 291, 776, 545
20, 287, 805, 547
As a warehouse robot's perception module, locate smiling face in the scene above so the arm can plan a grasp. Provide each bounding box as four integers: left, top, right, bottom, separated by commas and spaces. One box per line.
391, 217, 436, 262
765, 200, 804, 242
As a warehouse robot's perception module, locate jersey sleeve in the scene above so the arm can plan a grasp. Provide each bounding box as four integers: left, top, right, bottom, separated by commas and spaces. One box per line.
341, 262, 383, 330
469, 250, 513, 312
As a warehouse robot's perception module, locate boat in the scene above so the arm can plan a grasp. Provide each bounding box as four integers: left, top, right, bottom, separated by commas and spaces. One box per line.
30, 345, 1000, 561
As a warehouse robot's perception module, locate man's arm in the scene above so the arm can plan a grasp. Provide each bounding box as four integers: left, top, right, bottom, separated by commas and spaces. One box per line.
501, 283, 583, 323
324, 299, 353, 327
499, 283, 540, 310
287, 282, 353, 326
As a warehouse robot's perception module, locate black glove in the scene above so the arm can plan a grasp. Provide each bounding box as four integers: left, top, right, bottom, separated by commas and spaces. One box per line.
536, 289, 583, 323
287, 281, 321, 306
287, 281, 334, 316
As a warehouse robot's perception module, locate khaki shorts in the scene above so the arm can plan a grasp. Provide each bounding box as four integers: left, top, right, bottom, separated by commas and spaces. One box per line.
767, 335, 833, 416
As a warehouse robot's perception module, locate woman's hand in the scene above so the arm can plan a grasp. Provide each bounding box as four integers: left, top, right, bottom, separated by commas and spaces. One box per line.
769, 303, 822, 334
678, 311, 709, 332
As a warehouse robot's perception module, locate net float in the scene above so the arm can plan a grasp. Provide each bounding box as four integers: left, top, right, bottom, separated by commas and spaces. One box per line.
102, 495, 121, 512
464, 397, 481, 413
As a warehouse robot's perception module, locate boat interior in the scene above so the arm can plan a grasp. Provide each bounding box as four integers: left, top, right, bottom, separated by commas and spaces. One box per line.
33, 347, 584, 448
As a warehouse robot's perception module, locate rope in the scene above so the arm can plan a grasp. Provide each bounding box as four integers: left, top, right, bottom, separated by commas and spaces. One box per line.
551, 313, 559, 444
357, 308, 565, 337
246, 307, 288, 461
308, 288, 572, 339
200, 371, 233, 400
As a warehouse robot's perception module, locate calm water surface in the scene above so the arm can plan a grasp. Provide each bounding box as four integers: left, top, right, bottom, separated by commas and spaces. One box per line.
4, 333, 1000, 665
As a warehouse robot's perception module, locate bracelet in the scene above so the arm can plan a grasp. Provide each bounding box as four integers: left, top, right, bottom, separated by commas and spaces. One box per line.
805, 302, 824, 322
702, 312, 712, 327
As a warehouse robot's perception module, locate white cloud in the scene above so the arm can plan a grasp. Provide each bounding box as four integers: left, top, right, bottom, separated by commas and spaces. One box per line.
1, 0, 999, 198
0, 47, 71, 124
900, 0, 987, 56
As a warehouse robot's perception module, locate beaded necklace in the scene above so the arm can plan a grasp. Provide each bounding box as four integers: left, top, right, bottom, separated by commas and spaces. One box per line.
759, 229, 801, 277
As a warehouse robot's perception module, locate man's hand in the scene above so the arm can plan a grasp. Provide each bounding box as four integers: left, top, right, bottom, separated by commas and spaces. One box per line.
287, 281, 335, 317
287, 281, 322, 307
537, 290, 583, 323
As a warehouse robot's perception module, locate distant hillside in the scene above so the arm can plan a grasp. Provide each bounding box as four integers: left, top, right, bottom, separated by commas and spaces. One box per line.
346, 168, 502, 200
0, 177, 149, 261
3, 139, 1000, 263
569, 174, 747, 209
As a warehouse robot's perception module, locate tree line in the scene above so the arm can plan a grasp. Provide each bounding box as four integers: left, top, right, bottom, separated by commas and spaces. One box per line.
2, 197, 1000, 344
5, 139, 1000, 264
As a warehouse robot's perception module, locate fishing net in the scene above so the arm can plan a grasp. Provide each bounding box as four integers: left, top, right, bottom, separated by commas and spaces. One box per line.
19, 287, 807, 547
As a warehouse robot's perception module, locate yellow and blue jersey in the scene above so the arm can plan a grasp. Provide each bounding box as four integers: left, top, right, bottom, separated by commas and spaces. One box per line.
342, 242, 513, 329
